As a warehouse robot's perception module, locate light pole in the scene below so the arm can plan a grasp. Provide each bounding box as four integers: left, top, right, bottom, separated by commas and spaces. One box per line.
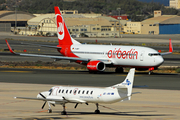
13, 5, 17, 33
117, 8, 121, 37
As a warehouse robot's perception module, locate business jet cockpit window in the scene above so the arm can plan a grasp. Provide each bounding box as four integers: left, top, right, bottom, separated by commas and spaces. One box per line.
49, 88, 52, 95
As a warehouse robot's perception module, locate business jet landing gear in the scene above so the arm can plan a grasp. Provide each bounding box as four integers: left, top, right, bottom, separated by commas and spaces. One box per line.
115, 67, 124, 73
94, 103, 100, 114
48, 103, 52, 113
61, 104, 67, 115
48, 109, 52, 113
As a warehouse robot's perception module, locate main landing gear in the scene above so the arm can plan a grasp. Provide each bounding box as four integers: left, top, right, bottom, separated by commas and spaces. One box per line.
94, 103, 100, 114
61, 104, 67, 115
115, 67, 124, 73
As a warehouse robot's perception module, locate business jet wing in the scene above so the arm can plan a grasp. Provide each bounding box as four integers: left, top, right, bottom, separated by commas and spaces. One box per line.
5, 40, 89, 62
14, 96, 65, 102
15, 96, 86, 103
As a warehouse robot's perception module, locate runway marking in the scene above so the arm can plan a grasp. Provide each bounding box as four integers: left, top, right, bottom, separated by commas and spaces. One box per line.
0, 70, 32, 73
116, 75, 142, 76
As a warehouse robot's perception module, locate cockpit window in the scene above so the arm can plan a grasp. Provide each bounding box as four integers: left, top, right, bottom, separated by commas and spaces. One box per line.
49, 89, 52, 95
148, 53, 161, 56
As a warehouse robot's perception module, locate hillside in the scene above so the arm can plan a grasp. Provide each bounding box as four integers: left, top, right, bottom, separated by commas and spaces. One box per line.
138, 0, 169, 6
0, 0, 179, 21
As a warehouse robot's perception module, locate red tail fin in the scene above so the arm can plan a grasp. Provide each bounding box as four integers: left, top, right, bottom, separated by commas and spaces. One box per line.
54, 6, 73, 45
169, 39, 173, 52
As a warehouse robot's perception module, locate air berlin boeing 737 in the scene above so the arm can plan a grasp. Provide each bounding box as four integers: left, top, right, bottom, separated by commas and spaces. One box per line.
5, 6, 173, 74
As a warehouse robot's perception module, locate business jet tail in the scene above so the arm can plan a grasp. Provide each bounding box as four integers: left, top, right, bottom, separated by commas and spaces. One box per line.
111, 68, 135, 101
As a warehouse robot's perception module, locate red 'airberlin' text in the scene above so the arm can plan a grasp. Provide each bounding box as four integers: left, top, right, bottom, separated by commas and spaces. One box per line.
107, 48, 138, 59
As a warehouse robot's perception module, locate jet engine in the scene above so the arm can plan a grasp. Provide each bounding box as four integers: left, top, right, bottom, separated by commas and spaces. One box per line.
87, 60, 105, 72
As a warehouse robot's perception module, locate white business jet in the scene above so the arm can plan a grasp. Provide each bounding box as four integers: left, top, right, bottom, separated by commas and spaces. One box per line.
5, 6, 173, 74
15, 68, 137, 115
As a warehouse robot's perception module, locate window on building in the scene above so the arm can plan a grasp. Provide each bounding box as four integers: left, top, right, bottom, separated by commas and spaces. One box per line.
93, 28, 96, 30
81, 29, 84, 31
149, 24, 152, 26
153, 24, 156, 26
72, 29, 75, 31
97, 28, 100, 30
76, 29, 79, 31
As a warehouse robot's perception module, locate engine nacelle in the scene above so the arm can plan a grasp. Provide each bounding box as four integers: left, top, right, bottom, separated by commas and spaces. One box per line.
87, 60, 105, 72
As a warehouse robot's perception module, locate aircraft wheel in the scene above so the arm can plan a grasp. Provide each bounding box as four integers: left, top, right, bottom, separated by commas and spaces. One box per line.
148, 71, 153, 75
115, 67, 124, 73
94, 110, 100, 114
61, 111, 67, 115
48, 109, 52, 113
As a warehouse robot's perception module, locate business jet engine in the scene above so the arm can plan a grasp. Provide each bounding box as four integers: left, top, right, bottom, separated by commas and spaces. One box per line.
87, 60, 105, 72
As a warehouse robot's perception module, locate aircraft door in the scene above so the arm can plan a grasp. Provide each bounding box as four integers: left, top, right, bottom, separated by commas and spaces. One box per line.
52, 87, 59, 96
140, 51, 145, 61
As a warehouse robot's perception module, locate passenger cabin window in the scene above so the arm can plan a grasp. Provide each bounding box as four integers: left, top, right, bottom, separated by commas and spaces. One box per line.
78, 90, 81, 94
90, 91, 93, 94
62, 90, 64, 93
74, 90, 77, 94
70, 90, 72, 94
66, 90, 68, 93
86, 91, 89, 94
82, 90, 85, 94
59, 89, 61, 93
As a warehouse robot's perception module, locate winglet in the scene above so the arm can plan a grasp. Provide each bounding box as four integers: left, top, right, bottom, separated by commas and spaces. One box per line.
169, 39, 173, 52
5, 40, 16, 54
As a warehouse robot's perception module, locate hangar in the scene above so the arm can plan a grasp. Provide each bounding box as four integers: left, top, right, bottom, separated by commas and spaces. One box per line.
141, 15, 180, 34
0, 11, 35, 27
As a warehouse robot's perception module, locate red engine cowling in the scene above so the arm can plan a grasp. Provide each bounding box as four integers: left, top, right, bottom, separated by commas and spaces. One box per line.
87, 60, 105, 71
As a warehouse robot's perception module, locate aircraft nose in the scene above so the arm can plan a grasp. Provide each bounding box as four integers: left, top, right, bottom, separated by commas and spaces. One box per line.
157, 56, 164, 65
37, 93, 42, 98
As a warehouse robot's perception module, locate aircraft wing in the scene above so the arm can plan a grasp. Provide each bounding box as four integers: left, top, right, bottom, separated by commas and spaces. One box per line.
5, 40, 113, 64
63, 97, 86, 103
15, 96, 87, 103
160, 39, 173, 56
14, 97, 64, 102
5, 40, 89, 62
21, 42, 61, 49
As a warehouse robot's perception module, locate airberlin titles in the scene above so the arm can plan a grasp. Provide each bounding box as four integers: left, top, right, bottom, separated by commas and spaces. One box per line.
107, 48, 138, 59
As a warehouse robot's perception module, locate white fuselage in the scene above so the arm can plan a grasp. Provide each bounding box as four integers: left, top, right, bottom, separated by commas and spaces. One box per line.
38, 86, 126, 104
70, 44, 164, 68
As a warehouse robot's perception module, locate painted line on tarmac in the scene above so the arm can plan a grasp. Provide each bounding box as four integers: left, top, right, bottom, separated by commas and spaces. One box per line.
116, 75, 142, 76
0, 70, 32, 73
